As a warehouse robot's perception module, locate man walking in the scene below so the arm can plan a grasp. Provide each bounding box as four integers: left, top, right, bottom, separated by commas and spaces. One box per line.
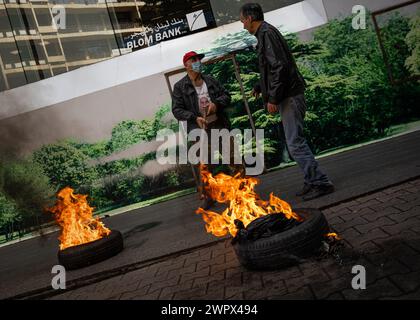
240, 3, 334, 201
172, 51, 239, 209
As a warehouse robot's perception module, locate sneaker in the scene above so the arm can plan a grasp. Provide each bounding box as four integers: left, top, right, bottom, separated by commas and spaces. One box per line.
200, 197, 215, 210
303, 184, 335, 201
296, 183, 312, 197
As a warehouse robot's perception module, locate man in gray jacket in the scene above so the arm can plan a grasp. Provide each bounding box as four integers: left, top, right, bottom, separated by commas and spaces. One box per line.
172, 51, 231, 133
240, 3, 334, 201
172, 51, 236, 209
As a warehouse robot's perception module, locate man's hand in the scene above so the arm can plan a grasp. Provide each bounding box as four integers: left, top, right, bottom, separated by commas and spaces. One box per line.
207, 102, 217, 116
267, 102, 279, 114
196, 117, 208, 129
251, 88, 261, 99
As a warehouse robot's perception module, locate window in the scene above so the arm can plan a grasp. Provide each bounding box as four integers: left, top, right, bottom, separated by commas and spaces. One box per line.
0, 0, 217, 92
209, 0, 303, 26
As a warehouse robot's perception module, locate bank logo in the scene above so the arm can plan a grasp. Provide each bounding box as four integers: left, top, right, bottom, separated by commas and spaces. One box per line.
186, 10, 207, 31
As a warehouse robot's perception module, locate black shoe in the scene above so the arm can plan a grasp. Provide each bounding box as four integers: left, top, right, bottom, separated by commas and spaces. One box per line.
296, 183, 312, 197
200, 197, 215, 210
303, 184, 335, 201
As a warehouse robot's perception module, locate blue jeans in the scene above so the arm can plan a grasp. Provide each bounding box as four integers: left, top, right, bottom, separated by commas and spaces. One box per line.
279, 94, 332, 186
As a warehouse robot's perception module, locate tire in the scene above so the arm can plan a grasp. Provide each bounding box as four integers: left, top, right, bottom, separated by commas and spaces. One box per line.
58, 230, 124, 270
232, 208, 329, 270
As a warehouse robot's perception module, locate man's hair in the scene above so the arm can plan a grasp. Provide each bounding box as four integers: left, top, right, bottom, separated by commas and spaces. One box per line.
240, 3, 264, 22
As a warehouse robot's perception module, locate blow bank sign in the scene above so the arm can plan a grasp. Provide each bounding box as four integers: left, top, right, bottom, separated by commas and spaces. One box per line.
125, 10, 209, 50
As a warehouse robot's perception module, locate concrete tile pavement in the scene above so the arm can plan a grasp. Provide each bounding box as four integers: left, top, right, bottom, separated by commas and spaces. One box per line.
49, 178, 420, 300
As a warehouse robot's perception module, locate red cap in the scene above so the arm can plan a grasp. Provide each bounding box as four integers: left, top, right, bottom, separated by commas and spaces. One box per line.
183, 51, 205, 65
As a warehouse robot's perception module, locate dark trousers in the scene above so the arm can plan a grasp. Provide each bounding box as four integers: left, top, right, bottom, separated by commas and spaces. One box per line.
279, 94, 332, 186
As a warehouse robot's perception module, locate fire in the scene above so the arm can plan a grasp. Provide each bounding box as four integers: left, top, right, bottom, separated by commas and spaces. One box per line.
196, 165, 301, 237
48, 187, 111, 250
326, 232, 341, 240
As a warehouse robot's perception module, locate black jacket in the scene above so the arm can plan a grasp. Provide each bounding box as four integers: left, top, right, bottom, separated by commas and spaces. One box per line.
255, 21, 306, 105
171, 74, 231, 132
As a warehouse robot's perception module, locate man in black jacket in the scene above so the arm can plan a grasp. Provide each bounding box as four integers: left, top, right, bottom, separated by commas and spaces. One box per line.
240, 3, 334, 201
172, 51, 238, 209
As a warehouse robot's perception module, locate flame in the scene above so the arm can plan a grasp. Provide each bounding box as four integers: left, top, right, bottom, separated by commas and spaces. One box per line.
48, 187, 111, 250
325, 232, 341, 240
196, 165, 301, 237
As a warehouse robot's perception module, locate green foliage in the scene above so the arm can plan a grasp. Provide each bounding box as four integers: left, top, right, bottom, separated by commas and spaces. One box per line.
405, 11, 420, 76
302, 12, 418, 152
0, 158, 55, 238
27, 103, 182, 214
72, 140, 109, 159
0, 159, 55, 211
106, 104, 178, 154
0, 192, 19, 233
152, 103, 179, 133
32, 141, 97, 190
27, 103, 186, 214
97, 173, 146, 206
164, 170, 180, 187
91, 165, 187, 208
380, 12, 412, 81
252, 109, 281, 128
94, 154, 151, 177
108, 119, 155, 153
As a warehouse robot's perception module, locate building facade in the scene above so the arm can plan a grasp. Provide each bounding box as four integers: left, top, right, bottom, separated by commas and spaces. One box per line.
0, 0, 304, 92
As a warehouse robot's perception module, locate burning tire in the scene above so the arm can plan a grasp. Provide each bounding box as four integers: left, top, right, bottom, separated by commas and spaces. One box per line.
232, 208, 329, 270
58, 230, 124, 270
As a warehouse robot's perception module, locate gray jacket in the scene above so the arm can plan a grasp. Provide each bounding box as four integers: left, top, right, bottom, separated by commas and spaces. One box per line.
171, 74, 231, 132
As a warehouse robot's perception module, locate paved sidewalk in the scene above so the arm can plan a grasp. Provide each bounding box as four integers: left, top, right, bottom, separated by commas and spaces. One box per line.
50, 178, 420, 300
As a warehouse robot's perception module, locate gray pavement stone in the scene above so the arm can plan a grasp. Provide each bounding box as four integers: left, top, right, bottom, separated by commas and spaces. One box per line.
159, 279, 194, 300
180, 266, 211, 283
381, 217, 420, 236
173, 286, 207, 300
310, 277, 351, 300
325, 292, 346, 300
341, 278, 403, 300
261, 266, 303, 285
390, 270, 420, 293
269, 286, 314, 300
333, 216, 370, 233
260, 280, 288, 298
148, 274, 181, 296
120, 284, 151, 300
226, 292, 245, 300
354, 217, 396, 234
285, 266, 330, 293
348, 199, 383, 212
393, 199, 420, 212
362, 206, 402, 222
351, 228, 392, 247
388, 207, 420, 223
192, 269, 225, 288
